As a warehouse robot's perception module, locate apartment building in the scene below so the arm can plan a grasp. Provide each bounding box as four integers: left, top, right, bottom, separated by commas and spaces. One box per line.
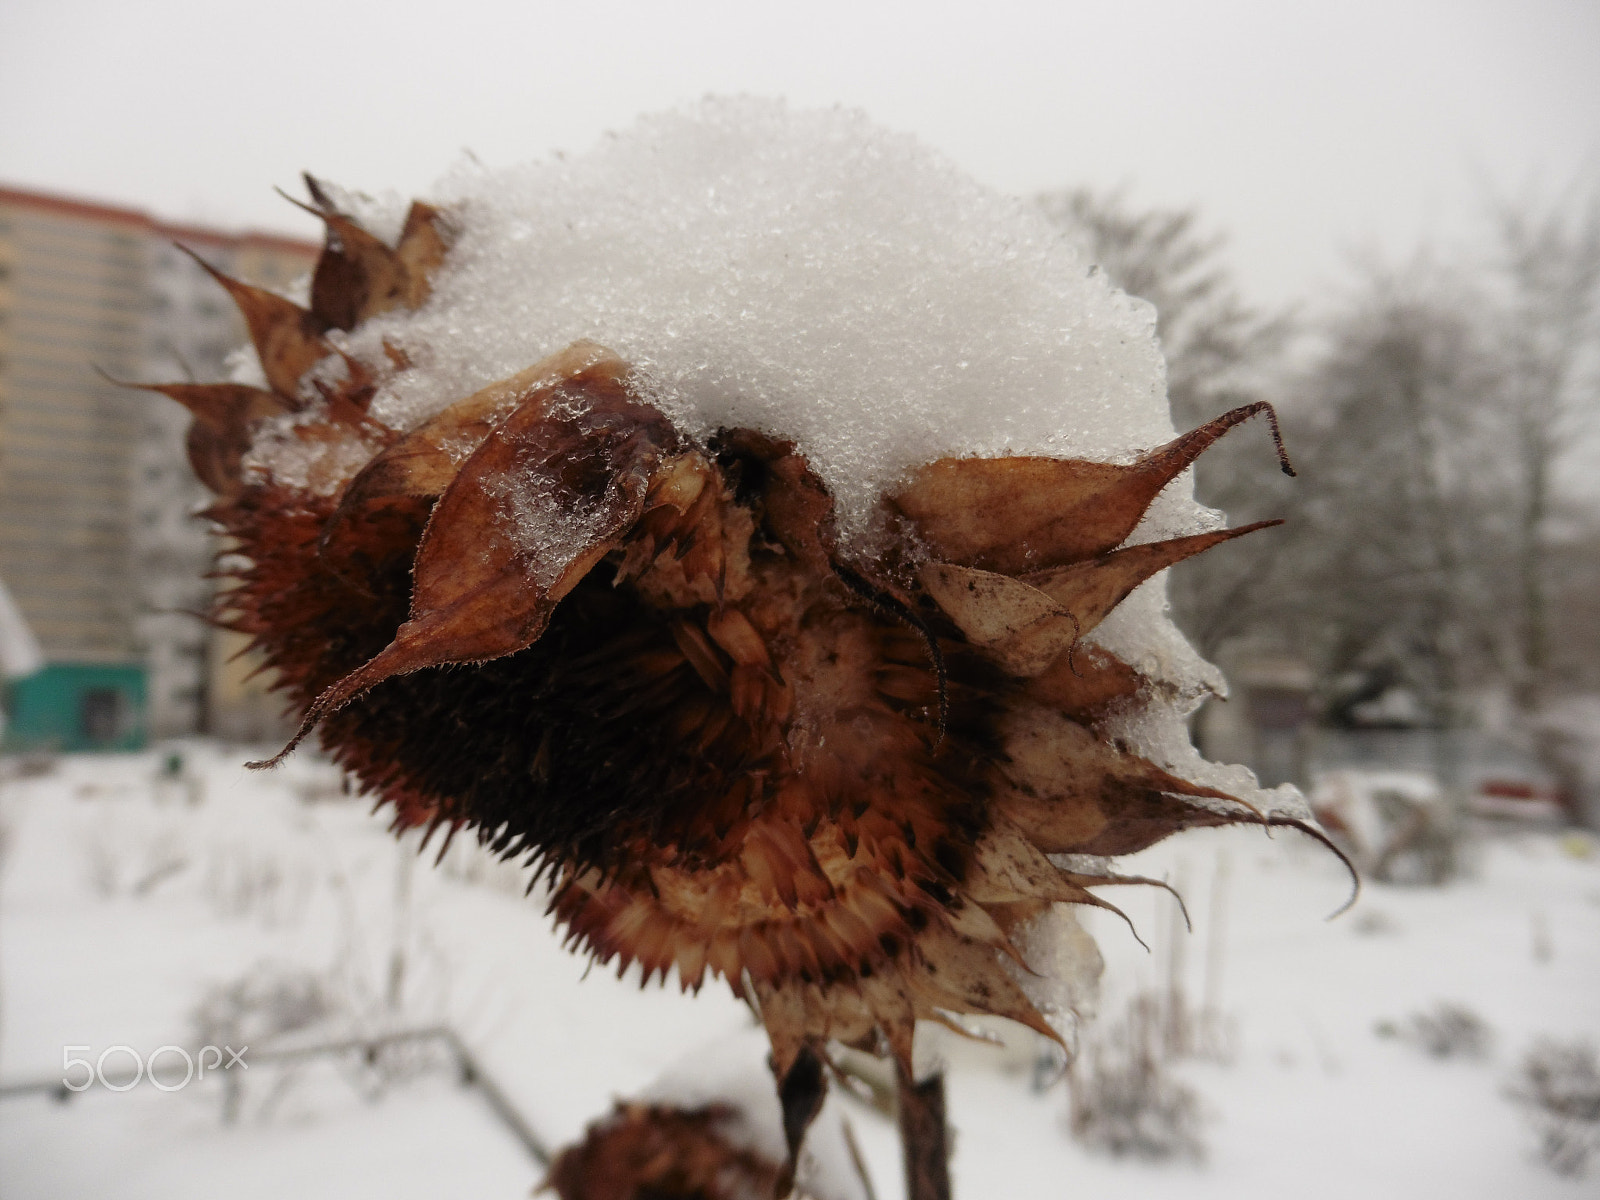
0, 185, 317, 750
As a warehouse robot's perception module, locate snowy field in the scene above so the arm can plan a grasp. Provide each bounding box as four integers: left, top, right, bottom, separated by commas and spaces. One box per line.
2, 745, 1597, 1199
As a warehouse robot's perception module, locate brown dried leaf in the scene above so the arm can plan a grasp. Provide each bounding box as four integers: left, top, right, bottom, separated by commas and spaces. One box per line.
715, 428, 838, 572
1021, 520, 1281, 633
330, 341, 624, 517
364, 385, 666, 653
967, 819, 1090, 905
117, 380, 288, 497
309, 211, 410, 330
394, 201, 451, 308
921, 520, 1280, 675
995, 707, 1244, 856
300, 187, 452, 327
904, 921, 1061, 1046
1023, 645, 1143, 724
917, 563, 1069, 675
893, 456, 1140, 573
254, 365, 679, 766
179, 246, 331, 402
889, 402, 1290, 573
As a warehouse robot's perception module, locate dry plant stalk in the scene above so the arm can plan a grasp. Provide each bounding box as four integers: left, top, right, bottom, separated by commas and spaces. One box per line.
138, 177, 1348, 1194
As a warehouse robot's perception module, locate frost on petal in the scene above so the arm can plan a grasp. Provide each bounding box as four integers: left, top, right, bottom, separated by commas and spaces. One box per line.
258, 359, 680, 764
331, 341, 625, 514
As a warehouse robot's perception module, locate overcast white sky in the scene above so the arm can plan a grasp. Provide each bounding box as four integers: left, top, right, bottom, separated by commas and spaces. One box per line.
1, 0, 1597, 308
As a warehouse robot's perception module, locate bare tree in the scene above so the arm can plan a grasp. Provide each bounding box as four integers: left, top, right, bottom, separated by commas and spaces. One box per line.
1040, 185, 1600, 781
1491, 194, 1600, 709
1283, 264, 1509, 727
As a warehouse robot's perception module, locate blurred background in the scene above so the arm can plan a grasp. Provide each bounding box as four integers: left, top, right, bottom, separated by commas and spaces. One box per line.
1, 3, 1597, 1198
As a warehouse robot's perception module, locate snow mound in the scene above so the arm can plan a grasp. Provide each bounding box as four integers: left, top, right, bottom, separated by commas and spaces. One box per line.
341, 96, 1176, 544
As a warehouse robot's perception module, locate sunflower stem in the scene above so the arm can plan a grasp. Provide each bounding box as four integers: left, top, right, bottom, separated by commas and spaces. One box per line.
896, 1062, 952, 1200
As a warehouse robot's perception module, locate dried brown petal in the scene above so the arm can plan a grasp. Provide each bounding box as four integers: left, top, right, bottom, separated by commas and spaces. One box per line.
1022, 520, 1282, 629
298, 179, 451, 325
889, 402, 1291, 573
993, 706, 1242, 855
112, 378, 288, 497
256, 361, 681, 765
919, 520, 1277, 675
394, 201, 451, 307
309, 210, 410, 330
334, 341, 626, 512
1022, 645, 1143, 724
177, 246, 331, 402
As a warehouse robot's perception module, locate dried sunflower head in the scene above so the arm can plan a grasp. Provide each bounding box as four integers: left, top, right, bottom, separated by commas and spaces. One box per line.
542, 1031, 872, 1200
145, 102, 1350, 1184
546, 1101, 785, 1200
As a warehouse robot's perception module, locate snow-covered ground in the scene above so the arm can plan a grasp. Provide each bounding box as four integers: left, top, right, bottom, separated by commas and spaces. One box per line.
2, 745, 1597, 1198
